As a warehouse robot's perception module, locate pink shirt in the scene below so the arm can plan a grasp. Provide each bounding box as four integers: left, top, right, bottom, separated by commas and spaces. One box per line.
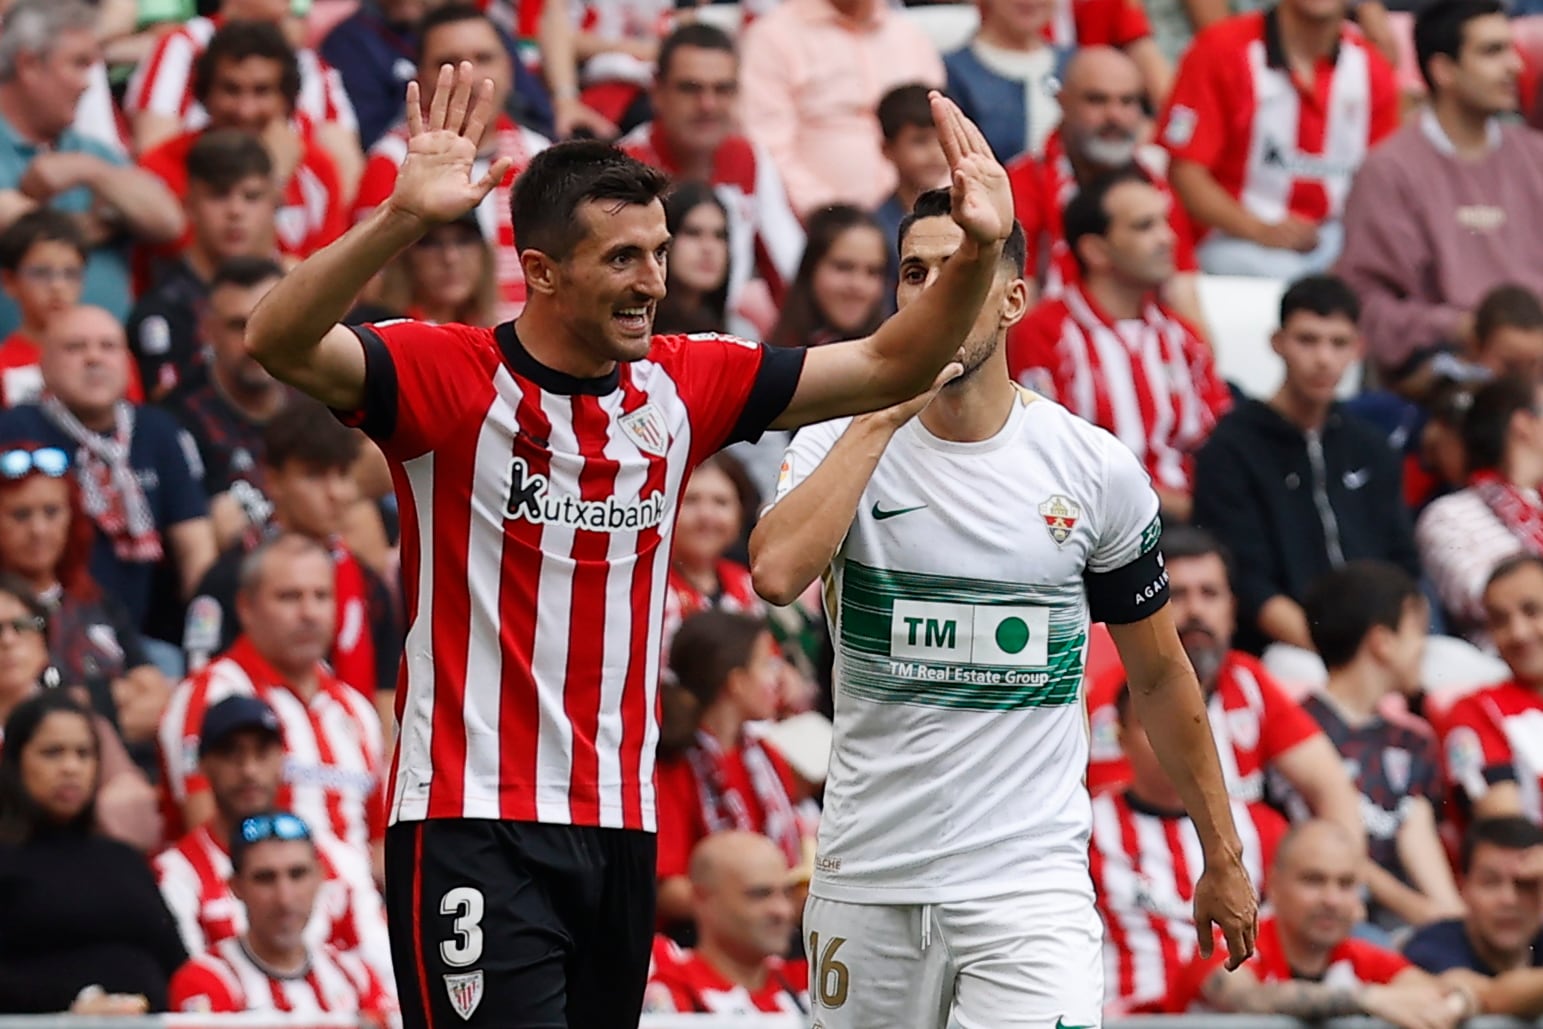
740, 0, 944, 215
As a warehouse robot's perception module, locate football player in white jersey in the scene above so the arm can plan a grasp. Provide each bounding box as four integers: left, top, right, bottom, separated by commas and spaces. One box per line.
749, 187, 1258, 1029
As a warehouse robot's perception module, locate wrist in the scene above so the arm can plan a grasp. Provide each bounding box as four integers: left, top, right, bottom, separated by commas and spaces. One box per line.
377, 196, 433, 241
553, 85, 580, 102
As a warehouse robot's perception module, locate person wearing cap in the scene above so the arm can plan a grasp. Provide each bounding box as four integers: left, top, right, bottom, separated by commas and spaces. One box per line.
168, 810, 398, 1020
153, 694, 393, 990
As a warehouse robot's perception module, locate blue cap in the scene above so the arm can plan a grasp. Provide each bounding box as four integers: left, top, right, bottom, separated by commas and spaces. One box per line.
199, 695, 282, 758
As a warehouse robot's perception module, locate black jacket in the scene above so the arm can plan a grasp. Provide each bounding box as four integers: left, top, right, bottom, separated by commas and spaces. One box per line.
1192, 399, 1419, 653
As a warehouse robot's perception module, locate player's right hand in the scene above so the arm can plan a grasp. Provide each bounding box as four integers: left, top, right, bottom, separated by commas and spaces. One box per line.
1192, 850, 1258, 971
389, 62, 515, 228
855, 360, 963, 430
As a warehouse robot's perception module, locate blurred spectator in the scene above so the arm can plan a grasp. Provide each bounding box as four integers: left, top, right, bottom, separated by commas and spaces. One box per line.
0, 574, 159, 850
944, 0, 1066, 164
645, 831, 807, 1015
0, 305, 216, 638
153, 696, 391, 986
125, 0, 363, 195
1158, 0, 1398, 278
739, 0, 943, 216
378, 212, 496, 326
0, 1, 184, 336
127, 131, 278, 401
0, 211, 85, 408
1008, 169, 1229, 521
873, 84, 951, 312
1006, 47, 1204, 330
1171, 820, 1468, 1021
667, 453, 761, 635
1092, 683, 1286, 1016
159, 533, 385, 855
767, 206, 887, 350
1290, 562, 1462, 931
1337, 0, 1543, 384
655, 611, 808, 924
163, 258, 292, 550
184, 402, 398, 702
1472, 285, 1543, 383
354, 3, 550, 322
0, 691, 185, 1013
654, 182, 730, 336
1405, 816, 1543, 975
1193, 276, 1417, 652
138, 22, 347, 262
168, 811, 397, 1019
564, 0, 669, 131
1085, 527, 1364, 852
1417, 376, 1543, 636
1047, 0, 1172, 103
621, 24, 803, 338
1441, 554, 1543, 824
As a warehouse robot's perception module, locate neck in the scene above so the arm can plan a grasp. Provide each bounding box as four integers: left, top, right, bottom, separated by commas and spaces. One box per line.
1322, 662, 1386, 725
1268, 384, 1333, 431
73, 403, 118, 433
976, 20, 1045, 50
0, 85, 49, 145
666, 133, 717, 181
242, 933, 307, 977
24, 572, 56, 596
1466, 921, 1530, 974
1277, 3, 1343, 65
276, 662, 320, 702
917, 362, 1017, 443
1432, 95, 1494, 159
1500, 450, 1543, 491
696, 936, 771, 992
674, 554, 718, 594
415, 297, 467, 326
208, 811, 233, 849
512, 306, 616, 380
1084, 274, 1147, 322
212, 365, 285, 421
698, 703, 743, 752
1279, 925, 1334, 979
185, 246, 220, 284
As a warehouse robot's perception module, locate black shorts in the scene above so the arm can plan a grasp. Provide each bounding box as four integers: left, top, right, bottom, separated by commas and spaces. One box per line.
384, 819, 657, 1029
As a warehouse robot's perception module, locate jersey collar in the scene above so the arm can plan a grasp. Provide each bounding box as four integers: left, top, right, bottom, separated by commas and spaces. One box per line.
495, 321, 621, 396
1263, 6, 1342, 72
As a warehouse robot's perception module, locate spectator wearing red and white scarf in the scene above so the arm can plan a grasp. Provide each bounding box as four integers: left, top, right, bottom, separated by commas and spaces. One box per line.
664, 453, 763, 650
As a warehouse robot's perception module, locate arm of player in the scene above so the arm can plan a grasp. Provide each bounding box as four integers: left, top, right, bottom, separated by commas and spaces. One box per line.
768, 95, 1011, 429
1391, 796, 1465, 924
749, 365, 959, 606
246, 63, 514, 411
1271, 734, 1368, 861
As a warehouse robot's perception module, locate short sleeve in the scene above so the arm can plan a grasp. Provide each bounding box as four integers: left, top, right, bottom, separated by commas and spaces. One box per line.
1256, 673, 1323, 761
168, 958, 241, 1013
1442, 697, 1514, 804
1159, 31, 1229, 168
655, 334, 806, 466
766, 417, 848, 509
1084, 437, 1167, 624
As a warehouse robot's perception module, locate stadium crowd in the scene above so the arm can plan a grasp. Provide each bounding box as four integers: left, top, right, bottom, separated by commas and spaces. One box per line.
0, 0, 1539, 1021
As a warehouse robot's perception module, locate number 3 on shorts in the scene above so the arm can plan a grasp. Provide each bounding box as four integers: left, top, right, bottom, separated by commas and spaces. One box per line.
809, 931, 849, 1008
439, 887, 485, 968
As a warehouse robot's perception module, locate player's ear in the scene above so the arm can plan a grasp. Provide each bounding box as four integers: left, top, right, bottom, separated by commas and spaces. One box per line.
999, 276, 1033, 329
520, 249, 561, 298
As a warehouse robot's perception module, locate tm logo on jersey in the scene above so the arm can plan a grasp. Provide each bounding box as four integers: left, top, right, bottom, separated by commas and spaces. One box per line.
891, 600, 1050, 667
505, 456, 667, 531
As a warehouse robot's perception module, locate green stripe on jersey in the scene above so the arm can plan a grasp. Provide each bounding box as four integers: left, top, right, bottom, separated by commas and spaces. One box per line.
836, 560, 1087, 710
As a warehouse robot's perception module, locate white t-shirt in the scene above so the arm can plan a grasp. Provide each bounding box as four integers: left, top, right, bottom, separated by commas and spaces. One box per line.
773, 389, 1164, 904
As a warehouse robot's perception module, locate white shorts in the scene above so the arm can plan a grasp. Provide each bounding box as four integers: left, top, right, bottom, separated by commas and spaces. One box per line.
803, 885, 1104, 1029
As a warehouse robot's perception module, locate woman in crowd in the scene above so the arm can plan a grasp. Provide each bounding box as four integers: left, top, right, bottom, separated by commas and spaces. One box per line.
0, 691, 184, 1013
654, 182, 731, 337
379, 214, 497, 327
654, 610, 810, 923
667, 452, 763, 631
768, 205, 888, 350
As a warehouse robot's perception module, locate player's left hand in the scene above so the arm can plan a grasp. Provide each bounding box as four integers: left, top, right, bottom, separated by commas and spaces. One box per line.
1192, 851, 1258, 971
929, 92, 1012, 249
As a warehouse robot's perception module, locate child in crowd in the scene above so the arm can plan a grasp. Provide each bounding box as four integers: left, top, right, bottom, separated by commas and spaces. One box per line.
0, 212, 88, 407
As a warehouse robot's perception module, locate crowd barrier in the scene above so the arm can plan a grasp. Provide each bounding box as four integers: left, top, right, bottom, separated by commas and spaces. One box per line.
0, 1016, 1538, 1028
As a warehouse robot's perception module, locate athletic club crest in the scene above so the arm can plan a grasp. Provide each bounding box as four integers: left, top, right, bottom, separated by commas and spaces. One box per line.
1384, 747, 1412, 795
619, 404, 669, 457
444, 970, 484, 1021
1039, 494, 1080, 545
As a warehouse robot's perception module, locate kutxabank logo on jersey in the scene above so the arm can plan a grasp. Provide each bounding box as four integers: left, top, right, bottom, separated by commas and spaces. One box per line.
838, 560, 1086, 710
504, 456, 667, 531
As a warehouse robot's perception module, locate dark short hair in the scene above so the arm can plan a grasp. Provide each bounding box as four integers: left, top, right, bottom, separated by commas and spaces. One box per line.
897, 187, 1028, 277
1461, 815, 1543, 875
1062, 166, 1154, 276
1280, 274, 1360, 327
0, 691, 97, 845
1160, 523, 1234, 588
510, 141, 671, 260
1303, 561, 1421, 670
877, 83, 935, 141
1475, 284, 1543, 347
417, 2, 498, 60
668, 609, 768, 710
1415, 0, 1507, 92
193, 20, 301, 112
1484, 552, 1543, 598
263, 395, 362, 472
656, 22, 735, 82
186, 129, 274, 193
210, 255, 284, 294
1462, 374, 1535, 474
0, 208, 85, 271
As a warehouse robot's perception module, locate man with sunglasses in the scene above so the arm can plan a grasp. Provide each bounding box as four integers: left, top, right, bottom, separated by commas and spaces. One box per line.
168, 809, 398, 1022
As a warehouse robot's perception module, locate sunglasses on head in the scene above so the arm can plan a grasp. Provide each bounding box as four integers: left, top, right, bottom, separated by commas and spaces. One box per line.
239, 812, 312, 845
0, 448, 69, 480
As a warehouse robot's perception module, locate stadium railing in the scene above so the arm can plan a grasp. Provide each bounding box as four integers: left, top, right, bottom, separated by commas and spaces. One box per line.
0, 1016, 1540, 1028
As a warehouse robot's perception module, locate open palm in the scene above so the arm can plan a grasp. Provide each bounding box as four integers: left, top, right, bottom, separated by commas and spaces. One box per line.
929, 93, 1013, 248
391, 62, 515, 226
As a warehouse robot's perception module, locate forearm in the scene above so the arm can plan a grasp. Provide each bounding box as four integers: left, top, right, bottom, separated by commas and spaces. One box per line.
538, 1, 580, 99
1171, 162, 1258, 239
1397, 802, 1463, 913
89, 166, 184, 243
749, 420, 895, 606
1257, 595, 1312, 649
1208, 975, 1363, 1016
1128, 38, 1172, 106
1484, 969, 1543, 1017
1363, 860, 1439, 925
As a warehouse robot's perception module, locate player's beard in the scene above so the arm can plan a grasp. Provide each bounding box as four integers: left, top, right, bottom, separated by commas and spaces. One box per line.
944, 332, 999, 389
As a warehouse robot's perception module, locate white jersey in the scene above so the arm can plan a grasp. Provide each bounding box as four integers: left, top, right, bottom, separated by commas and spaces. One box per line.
774, 389, 1164, 903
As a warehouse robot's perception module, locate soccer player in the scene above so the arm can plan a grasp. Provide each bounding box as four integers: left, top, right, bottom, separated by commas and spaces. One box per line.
749, 187, 1258, 1027
244, 62, 1018, 1028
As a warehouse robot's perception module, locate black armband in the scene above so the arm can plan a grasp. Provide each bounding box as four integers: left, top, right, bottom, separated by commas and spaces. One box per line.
1085, 548, 1169, 625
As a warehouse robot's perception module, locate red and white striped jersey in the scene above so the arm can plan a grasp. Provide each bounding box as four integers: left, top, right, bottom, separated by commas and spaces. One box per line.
1007, 284, 1230, 494
153, 825, 393, 989
169, 937, 397, 1018
125, 16, 357, 136
620, 123, 805, 311
157, 637, 385, 852
643, 935, 809, 1015
1047, 0, 1152, 49
1157, 9, 1398, 230
353, 115, 550, 323
1440, 679, 1543, 823
338, 320, 804, 830
1090, 790, 1285, 1015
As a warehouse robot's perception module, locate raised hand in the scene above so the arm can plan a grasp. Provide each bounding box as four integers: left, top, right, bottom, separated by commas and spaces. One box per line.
388, 62, 515, 228
929, 92, 1013, 249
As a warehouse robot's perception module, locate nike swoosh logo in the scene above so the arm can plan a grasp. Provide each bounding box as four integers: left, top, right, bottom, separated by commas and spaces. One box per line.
1055, 1020, 1095, 1029
871, 502, 927, 521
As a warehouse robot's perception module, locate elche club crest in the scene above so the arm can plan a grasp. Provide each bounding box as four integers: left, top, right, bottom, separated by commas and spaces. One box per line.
1039, 494, 1080, 545
444, 970, 484, 1021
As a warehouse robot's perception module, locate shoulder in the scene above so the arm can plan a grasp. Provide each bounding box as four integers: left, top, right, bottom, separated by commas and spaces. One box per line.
1357, 122, 1425, 170
1416, 487, 1484, 529
1193, 12, 1262, 50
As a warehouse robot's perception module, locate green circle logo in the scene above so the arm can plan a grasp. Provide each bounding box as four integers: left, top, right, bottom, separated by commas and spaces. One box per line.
995, 616, 1030, 654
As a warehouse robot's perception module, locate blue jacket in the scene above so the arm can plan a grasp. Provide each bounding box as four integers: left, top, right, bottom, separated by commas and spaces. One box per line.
943, 42, 1071, 163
